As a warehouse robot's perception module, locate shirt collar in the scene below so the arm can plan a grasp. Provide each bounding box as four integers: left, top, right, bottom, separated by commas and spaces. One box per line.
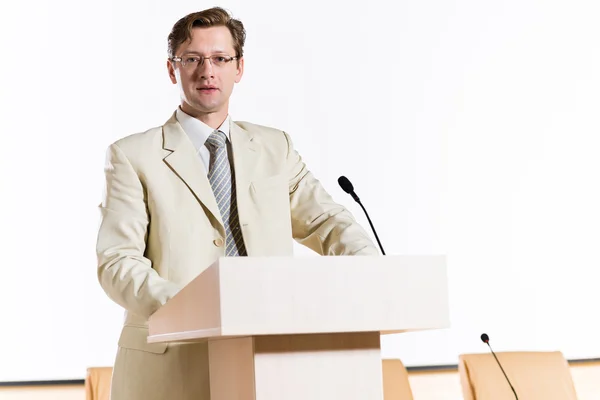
175, 107, 231, 151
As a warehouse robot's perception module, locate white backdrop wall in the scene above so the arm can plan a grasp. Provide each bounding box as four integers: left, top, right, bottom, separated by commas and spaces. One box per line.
0, 0, 599, 382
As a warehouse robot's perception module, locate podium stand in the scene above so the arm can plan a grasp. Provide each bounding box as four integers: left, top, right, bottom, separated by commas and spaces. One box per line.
148, 255, 449, 400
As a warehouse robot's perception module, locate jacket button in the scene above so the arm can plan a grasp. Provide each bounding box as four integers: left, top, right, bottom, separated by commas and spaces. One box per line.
214, 238, 224, 247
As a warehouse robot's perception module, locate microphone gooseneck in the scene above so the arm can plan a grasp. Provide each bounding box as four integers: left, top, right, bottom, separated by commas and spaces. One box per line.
337, 176, 385, 255
480, 333, 518, 400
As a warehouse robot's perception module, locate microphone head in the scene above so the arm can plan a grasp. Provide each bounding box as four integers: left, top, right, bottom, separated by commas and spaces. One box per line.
338, 176, 354, 194
480, 333, 490, 343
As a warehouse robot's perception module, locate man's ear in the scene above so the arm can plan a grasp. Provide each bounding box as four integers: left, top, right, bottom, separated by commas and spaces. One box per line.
167, 60, 177, 84
235, 57, 244, 83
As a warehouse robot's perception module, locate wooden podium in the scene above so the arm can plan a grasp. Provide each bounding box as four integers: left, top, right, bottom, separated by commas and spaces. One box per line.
148, 255, 449, 400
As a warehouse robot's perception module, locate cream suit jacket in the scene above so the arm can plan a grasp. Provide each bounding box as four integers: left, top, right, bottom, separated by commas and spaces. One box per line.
96, 111, 378, 400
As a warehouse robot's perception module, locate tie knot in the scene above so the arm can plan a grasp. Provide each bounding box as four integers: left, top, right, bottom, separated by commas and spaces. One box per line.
207, 130, 227, 150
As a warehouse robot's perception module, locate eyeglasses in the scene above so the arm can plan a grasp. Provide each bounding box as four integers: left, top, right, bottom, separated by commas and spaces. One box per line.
171, 54, 238, 68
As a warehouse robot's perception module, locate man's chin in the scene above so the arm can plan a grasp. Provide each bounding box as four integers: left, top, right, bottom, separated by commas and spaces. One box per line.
184, 101, 222, 115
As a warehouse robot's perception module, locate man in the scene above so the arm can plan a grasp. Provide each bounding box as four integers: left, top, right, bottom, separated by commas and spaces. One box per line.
96, 7, 378, 400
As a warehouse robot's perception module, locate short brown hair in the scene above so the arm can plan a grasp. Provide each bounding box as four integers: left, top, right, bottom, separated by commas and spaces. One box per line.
167, 7, 246, 59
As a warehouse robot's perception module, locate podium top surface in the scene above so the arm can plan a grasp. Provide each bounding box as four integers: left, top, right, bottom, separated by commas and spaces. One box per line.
148, 255, 449, 343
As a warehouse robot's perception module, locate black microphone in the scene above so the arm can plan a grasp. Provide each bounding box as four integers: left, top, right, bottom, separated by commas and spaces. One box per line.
337, 176, 385, 255
480, 333, 518, 400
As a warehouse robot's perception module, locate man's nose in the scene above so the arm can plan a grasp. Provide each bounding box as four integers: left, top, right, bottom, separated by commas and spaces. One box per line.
198, 59, 214, 79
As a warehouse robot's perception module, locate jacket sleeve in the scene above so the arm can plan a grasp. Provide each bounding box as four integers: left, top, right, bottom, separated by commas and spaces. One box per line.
284, 132, 380, 256
96, 143, 180, 319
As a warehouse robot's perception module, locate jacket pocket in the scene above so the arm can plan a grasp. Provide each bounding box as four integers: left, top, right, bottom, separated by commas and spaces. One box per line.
118, 325, 168, 354
251, 173, 287, 191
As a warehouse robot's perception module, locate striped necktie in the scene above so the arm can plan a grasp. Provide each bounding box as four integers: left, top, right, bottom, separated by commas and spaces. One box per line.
206, 130, 247, 256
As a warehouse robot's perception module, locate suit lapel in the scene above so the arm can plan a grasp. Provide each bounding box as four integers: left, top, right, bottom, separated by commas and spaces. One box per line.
161, 113, 224, 230
230, 121, 260, 200
229, 122, 260, 256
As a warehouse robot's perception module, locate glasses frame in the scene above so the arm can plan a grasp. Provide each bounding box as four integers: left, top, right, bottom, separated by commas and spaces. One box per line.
170, 54, 239, 68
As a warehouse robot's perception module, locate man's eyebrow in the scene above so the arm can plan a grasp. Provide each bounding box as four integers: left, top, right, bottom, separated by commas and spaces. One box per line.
180, 50, 230, 55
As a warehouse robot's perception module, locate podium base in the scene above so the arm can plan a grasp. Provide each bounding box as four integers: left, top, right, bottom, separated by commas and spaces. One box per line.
208, 331, 384, 400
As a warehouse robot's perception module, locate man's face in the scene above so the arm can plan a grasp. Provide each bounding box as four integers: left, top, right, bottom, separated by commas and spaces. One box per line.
168, 26, 244, 117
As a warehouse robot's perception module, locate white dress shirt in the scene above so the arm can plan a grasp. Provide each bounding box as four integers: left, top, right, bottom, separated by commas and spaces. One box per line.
175, 107, 231, 175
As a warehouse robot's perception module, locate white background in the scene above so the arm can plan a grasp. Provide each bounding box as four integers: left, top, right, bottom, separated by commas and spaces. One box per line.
0, 0, 599, 382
